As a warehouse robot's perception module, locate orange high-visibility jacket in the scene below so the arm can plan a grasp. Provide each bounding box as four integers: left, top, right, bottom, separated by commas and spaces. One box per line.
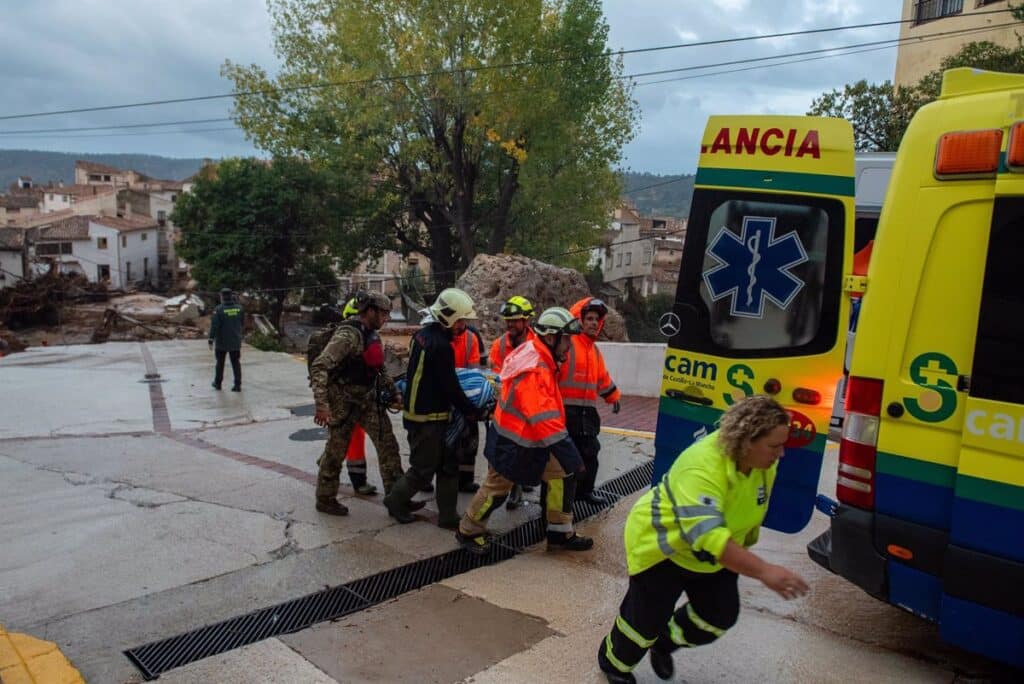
558, 297, 622, 408
493, 337, 569, 448
489, 328, 537, 374
452, 328, 482, 368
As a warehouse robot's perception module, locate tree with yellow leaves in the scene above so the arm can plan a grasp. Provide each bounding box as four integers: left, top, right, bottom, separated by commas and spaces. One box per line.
223, 0, 638, 283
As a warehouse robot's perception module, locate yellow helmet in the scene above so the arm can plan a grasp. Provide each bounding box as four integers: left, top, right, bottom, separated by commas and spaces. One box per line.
429, 288, 477, 328
342, 297, 360, 318
499, 295, 535, 320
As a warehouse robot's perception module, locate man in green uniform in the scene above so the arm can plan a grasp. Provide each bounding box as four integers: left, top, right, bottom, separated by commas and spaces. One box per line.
310, 291, 406, 516
209, 288, 244, 391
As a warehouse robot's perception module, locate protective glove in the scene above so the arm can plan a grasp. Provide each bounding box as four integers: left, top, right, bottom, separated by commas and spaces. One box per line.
612, 401, 621, 414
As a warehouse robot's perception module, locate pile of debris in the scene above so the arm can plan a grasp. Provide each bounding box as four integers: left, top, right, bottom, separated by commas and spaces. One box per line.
454, 254, 628, 341
90, 307, 206, 344
0, 270, 108, 330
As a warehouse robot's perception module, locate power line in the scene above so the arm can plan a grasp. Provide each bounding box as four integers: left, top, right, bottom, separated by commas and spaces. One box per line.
0, 117, 233, 136
633, 21, 1011, 87
0, 8, 1014, 122
0, 16, 1012, 140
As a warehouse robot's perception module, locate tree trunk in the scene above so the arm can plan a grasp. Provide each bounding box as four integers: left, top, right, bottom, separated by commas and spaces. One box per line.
486, 164, 520, 254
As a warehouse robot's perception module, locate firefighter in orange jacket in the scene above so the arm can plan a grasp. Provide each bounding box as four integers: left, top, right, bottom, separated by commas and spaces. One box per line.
559, 297, 622, 505
489, 295, 538, 509
451, 324, 485, 493
457, 307, 593, 555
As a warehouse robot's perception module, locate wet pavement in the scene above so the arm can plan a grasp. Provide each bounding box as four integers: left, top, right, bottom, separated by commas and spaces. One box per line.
0, 341, 1015, 683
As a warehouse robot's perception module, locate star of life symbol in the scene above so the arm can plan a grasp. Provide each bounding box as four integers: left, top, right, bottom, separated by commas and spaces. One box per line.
702, 216, 809, 319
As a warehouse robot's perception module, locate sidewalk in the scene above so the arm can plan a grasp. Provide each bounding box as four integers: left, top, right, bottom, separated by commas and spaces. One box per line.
0, 341, 1008, 683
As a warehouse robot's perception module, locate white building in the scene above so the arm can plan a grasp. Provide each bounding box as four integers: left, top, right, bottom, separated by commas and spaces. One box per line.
0, 228, 27, 289
41, 184, 116, 214
33, 214, 160, 289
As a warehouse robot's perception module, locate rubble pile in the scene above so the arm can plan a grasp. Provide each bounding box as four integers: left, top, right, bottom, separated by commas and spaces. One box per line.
454, 254, 628, 341
0, 271, 108, 330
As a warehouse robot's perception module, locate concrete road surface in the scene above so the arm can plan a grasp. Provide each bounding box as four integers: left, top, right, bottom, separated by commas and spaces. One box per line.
0, 341, 1015, 683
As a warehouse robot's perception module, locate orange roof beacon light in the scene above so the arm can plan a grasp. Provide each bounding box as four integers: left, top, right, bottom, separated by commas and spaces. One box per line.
1007, 121, 1024, 170
934, 129, 1002, 179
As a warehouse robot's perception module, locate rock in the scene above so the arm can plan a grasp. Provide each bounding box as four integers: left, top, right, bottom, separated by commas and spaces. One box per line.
174, 303, 201, 322
454, 254, 628, 342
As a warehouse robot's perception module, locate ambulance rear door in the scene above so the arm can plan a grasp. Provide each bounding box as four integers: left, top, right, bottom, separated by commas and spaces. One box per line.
654, 116, 855, 533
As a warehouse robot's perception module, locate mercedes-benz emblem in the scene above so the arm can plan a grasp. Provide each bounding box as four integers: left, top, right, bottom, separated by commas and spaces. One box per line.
658, 312, 681, 338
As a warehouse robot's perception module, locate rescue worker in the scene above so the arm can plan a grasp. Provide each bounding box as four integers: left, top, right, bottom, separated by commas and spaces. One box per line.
384, 288, 482, 528
452, 323, 486, 493
597, 396, 809, 683
340, 297, 377, 496
559, 297, 621, 505
310, 291, 404, 516
488, 295, 538, 509
209, 288, 244, 391
457, 307, 593, 555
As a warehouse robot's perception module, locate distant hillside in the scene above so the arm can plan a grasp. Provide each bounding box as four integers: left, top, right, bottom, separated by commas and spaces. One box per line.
621, 171, 694, 219
0, 150, 207, 188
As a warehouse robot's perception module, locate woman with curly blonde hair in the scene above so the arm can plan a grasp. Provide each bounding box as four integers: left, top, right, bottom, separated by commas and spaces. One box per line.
598, 395, 809, 683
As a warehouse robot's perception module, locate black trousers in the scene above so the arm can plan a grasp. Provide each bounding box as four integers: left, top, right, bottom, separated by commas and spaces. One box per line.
214, 349, 241, 388
600, 560, 739, 675
566, 405, 601, 497
387, 422, 460, 521
457, 421, 480, 486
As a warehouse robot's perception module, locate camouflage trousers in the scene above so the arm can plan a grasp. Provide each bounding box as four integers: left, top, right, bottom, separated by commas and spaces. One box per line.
316, 396, 402, 501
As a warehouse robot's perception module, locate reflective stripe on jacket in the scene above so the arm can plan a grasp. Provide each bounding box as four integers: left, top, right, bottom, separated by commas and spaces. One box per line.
624, 431, 776, 575
557, 298, 621, 408
492, 338, 568, 449
488, 328, 536, 374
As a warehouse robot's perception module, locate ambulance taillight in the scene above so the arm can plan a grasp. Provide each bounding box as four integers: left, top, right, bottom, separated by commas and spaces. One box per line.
836, 376, 883, 510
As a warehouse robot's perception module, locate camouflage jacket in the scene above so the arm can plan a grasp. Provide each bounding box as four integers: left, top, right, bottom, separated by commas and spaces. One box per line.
310, 324, 396, 410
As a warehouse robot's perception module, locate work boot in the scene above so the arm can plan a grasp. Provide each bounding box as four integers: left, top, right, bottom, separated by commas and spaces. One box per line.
506, 484, 524, 510
383, 477, 423, 523
353, 483, 378, 496
211, 382, 221, 391
456, 531, 491, 556
315, 499, 349, 516
598, 644, 636, 684
582, 491, 609, 505
437, 515, 461, 530
231, 385, 241, 392
435, 474, 460, 527
547, 533, 594, 552
649, 644, 674, 680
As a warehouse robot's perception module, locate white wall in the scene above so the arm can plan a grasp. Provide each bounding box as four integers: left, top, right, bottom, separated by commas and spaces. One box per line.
42, 192, 72, 213
75, 225, 121, 287
597, 342, 667, 398
115, 227, 159, 287
0, 250, 24, 288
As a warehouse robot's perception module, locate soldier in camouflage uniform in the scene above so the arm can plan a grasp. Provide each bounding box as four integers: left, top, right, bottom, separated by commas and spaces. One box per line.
310, 291, 405, 516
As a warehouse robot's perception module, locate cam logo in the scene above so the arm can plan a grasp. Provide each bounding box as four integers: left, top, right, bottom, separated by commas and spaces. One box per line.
703, 216, 808, 319
701, 127, 821, 159
664, 354, 718, 380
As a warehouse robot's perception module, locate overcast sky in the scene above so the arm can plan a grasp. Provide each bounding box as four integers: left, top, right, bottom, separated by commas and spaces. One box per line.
0, 0, 901, 175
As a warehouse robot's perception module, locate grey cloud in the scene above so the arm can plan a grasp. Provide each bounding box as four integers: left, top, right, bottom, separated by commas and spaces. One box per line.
0, 0, 900, 169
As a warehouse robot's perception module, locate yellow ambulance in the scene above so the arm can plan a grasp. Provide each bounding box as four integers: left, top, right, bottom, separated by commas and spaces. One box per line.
653, 68, 1024, 668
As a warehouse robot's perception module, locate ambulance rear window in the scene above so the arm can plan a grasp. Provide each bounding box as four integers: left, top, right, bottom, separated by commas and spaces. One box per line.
674, 190, 845, 358
970, 197, 1024, 404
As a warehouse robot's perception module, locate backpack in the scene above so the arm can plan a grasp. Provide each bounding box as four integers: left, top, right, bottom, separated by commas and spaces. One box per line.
306, 322, 339, 382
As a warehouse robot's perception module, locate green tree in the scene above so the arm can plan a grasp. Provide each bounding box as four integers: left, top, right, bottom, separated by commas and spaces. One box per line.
222, 0, 638, 286
172, 157, 350, 332
809, 38, 1024, 151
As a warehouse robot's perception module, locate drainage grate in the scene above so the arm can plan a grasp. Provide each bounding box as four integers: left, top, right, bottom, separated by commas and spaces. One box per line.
125, 458, 654, 679
125, 585, 367, 680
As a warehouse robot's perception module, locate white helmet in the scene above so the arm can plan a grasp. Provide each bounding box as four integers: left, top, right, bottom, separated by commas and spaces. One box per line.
429, 288, 477, 328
